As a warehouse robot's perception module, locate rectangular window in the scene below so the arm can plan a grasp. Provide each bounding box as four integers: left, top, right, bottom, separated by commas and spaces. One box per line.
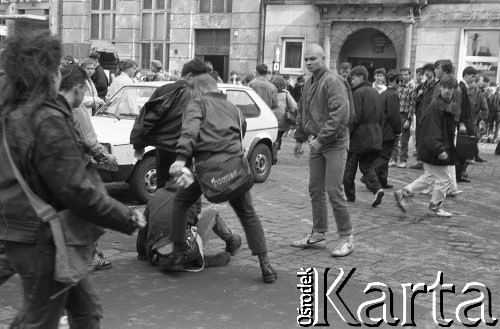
90, 0, 115, 40
281, 37, 305, 72
462, 30, 500, 84
199, 0, 231, 14
141, 0, 171, 71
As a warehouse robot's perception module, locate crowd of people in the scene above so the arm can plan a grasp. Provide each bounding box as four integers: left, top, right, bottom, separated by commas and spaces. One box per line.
0, 29, 499, 328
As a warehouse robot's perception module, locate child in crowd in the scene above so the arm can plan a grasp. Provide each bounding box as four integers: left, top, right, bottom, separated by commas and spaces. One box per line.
394, 74, 458, 218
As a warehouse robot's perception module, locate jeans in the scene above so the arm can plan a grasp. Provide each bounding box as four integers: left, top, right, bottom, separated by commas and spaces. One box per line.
155, 149, 177, 189
196, 209, 232, 246
343, 150, 382, 200
5, 237, 102, 329
309, 146, 352, 237
405, 163, 451, 205
391, 114, 411, 162
170, 182, 267, 255
373, 140, 396, 187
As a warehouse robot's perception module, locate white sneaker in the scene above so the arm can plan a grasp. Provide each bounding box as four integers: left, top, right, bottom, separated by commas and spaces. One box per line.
433, 208, 453, 218
397, 161, 407, 168
331, 235, 354, 257
371, 189, 384, 207
291, 232, 326, 249
388, 160, 397, 167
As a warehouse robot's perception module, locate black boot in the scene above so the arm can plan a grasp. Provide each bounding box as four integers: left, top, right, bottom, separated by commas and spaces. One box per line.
258, 253, 277, 283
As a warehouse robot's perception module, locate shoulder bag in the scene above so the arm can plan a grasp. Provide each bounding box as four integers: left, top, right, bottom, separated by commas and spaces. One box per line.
2, 118, 103, 286
193, 109, 254, 203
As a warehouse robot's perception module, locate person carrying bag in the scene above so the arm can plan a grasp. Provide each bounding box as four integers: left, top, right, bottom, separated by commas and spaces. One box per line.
161, 73, 277, 284
0, 31, 145, 329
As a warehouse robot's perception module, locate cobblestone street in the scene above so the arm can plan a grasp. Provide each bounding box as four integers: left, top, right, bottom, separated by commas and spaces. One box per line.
1, 136, 499, 328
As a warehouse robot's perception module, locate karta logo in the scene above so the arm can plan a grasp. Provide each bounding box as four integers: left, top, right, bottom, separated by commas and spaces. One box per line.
296, 268, 498, 327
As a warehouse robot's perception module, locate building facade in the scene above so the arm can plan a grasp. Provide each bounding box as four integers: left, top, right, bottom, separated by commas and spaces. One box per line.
264, 0, 500, 82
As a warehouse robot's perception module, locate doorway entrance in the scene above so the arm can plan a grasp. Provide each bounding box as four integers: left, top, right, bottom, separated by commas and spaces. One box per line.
339, 28, 397, 81
195, 29, 230, 81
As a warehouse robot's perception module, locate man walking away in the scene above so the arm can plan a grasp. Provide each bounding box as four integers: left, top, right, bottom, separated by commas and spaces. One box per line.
164, 74, 277, 283
290, 44, 353, 258
248, 63, 278, 109
130, 59, 211, 189
373, 72, 402, 189
410, 63, 436, 170
343, 66, 384, 207
89, 51, 109, 101
389, 67, 415, 168
394, 74, 458, 218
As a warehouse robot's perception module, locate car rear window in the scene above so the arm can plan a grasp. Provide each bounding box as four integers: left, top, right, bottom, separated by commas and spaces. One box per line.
225, 90, 260, 118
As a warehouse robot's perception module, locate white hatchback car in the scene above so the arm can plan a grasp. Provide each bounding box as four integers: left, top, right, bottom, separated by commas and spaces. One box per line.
91, 81, 278, 203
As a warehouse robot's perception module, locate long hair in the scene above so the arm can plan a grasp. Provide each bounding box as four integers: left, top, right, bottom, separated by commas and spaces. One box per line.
0, 31, 62, 112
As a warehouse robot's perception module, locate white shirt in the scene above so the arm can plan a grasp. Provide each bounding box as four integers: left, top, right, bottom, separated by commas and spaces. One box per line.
107, 72, 134, 100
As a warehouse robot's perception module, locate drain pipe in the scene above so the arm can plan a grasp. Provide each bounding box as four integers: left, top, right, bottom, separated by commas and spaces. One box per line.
257, 0, 266, 64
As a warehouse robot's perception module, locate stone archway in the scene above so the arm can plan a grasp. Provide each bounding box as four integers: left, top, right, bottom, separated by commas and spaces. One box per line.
329, 22, 406, 72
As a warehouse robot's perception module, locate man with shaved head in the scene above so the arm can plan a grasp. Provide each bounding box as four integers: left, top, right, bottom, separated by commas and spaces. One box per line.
291, 44, 354, 257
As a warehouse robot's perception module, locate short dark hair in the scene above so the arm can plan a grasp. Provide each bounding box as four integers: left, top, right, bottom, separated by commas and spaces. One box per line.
439, 59, 453, 74
387, 72, 402, 84
422, 63, 435, 73
181, 59, 211, 77
490, 82, 497, 87
256, 63, 268, 75
89, 52, 100, 61
121, 59, 137, 72
349, 66, 369, 81
339, 62, 352, 71
282, 74, 290, 80
60, 64, 88, 92
462, 66, 478, 77
482, 76, 490, 83
80, 58, 94, 70
416, 67, 423, 75
374, 68, 386, 76
0, 31, 62, 109
440, 74, 458, 89
399, 67, 410, 73
271, 75, 286, 91
244, 74, 254, 84
63, 55, 74, 63
296, 75, 305, 83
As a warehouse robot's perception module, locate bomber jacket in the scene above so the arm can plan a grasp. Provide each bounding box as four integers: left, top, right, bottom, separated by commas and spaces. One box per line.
349, 81, 383, 153
0, 95, 136, 243
418, 94, 457, 166
294, 68, 350, 149
176, 92, 246, 162
379, 86, 402, 142
131, 80, 195, 152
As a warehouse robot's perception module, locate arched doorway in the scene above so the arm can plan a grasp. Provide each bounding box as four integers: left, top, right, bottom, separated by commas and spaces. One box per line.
338, 28, 397, 81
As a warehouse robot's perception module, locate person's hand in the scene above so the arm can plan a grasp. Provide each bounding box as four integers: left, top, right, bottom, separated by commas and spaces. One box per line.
459, 123, 467, 134
438, 151, 449, 160
105, 154, 118, 167
403, 120, 411, 129
418, 89, 424, 96
96, 98, 105, 107
134, 148, 145, 160
309, 139, 322, 153
131, 209, 146, 229
169, 160, 186, 176
294, 142, 304, 158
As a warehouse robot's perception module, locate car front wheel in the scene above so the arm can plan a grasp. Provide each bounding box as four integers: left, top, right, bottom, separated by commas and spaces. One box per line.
129, 156, 157, 203
249, 143, 272, 183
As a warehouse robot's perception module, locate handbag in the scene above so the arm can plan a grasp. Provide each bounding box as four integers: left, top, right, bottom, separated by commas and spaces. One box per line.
456, 134, 478, 160
2, 118, 102, 285
194, 109, 254, 203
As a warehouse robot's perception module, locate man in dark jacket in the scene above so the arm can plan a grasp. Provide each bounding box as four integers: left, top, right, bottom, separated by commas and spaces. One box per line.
0, 32, 144, 328
409, 63, 436, 170
163, 73, 277, 284
130, 59, 211, 189
89, 52, 109, 100
343, 66, 384, 207
395, 74, 458, 218
372, 72, 402, 189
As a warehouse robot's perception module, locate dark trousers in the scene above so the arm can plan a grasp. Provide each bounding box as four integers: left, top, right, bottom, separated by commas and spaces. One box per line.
343, 150, 382, 200
5, 238, 102, 329
373, 140, 396, 187
155, 149, 178, 189
170, 182, 267, 255
276, 130, 285, 150
456, 118, 477, 178
391, 114, 411, 162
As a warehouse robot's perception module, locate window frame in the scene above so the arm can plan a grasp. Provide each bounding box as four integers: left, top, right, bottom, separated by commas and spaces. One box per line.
224, 89, 261, 118
280, 36, 306, 75
90, 0, 116, 41
140, 0, 171, 70
199, 0, 232, 14
458, 28, 500, 84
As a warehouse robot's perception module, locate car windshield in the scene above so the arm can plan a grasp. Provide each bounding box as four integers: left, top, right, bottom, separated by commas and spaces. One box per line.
96, 86, 157, 119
